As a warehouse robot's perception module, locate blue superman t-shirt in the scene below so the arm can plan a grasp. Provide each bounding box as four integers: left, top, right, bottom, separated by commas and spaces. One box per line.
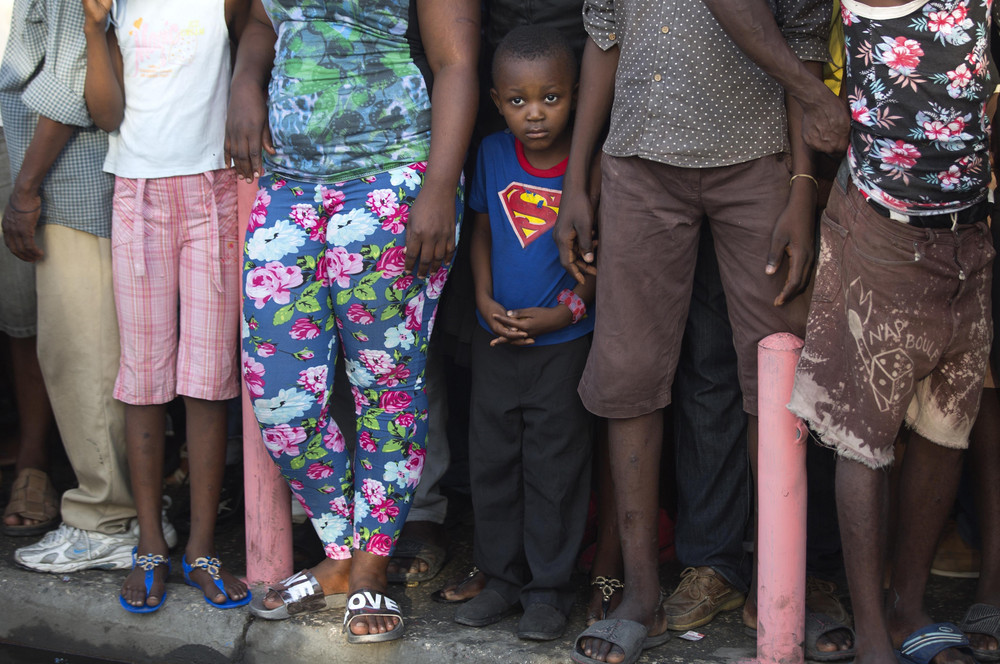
468, 130, 594, 346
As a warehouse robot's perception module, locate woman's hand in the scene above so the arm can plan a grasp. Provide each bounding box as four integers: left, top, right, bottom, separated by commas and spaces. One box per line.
408, 0, 479, 277
405, 182, 456, 278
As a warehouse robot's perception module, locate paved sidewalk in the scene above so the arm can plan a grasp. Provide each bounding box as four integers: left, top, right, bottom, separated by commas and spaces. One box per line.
0, 541, 752, 663
0, 462, 981, 664
0, 518, 983, 664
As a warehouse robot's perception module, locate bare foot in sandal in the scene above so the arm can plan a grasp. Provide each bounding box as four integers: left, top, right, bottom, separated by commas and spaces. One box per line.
743, 593, 855, 656
346, 552, 401, 641
183, 550, 249, 607
431, 567, 486, 603
121, 539, 170, 609
260, 557, 351, 611
575, 585, 670, 664
385, 520, 447, 583
3, 468, 58, 535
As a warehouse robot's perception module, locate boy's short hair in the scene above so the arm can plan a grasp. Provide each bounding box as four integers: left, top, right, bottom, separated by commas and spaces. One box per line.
492, 25, 578, 86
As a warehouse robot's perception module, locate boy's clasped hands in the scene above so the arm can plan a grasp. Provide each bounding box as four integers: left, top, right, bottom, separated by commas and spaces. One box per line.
480, 299, 575, 346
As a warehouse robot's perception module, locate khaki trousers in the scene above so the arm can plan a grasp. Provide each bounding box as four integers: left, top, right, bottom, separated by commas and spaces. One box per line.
35, 224, 134, 533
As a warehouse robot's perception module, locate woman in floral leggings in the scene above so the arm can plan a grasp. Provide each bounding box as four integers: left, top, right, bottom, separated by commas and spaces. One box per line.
228, 0, 479, 643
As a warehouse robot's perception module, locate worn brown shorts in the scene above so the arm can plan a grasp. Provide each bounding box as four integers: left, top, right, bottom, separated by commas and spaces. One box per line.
788, 181, 994, 468
579, 153, 810, 419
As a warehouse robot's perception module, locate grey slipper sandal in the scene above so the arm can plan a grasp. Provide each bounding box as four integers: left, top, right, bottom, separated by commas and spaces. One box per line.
959, 603, 1000, 662
248, 569, 346, 620
571, 618, 671, 664
386, 536, 447, 584
805, 611, 857, 662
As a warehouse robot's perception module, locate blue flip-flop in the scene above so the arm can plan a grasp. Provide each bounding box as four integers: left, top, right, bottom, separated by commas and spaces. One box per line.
119, 548, 170, 614
896, 622, 973, 664
182, 555, 252, 609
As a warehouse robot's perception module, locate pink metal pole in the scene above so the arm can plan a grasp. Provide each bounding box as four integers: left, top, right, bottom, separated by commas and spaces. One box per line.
239, 179, 294, 585
756, 332, 808, 664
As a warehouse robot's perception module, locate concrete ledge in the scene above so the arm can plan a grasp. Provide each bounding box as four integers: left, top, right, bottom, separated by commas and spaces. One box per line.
0, 566, 246, 664
0, 537, 978, 664
243, 607, 573, 664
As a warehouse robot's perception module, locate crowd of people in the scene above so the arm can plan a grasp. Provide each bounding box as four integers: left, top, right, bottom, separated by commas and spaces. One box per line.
0, 1, 998, 664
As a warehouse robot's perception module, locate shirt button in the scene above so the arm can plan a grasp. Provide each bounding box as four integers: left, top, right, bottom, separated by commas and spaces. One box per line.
653, 73, 662, 81
661, 25, 669, 33
609, 32, 616, 41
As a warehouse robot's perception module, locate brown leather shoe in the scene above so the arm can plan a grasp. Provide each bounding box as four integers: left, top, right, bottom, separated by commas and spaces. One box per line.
931, 521, 981, 578
805, 577, 852, 627
662, 566, 745, 631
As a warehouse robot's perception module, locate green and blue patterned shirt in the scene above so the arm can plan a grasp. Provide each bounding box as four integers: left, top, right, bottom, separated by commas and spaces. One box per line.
262, 0, 432, 182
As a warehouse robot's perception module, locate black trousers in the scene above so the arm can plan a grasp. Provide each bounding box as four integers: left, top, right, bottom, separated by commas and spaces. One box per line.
468, 326, 594, 615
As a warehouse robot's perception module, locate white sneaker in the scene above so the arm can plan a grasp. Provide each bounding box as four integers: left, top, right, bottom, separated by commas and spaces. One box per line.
14, 523, 137, 573
129, 496, 179, 549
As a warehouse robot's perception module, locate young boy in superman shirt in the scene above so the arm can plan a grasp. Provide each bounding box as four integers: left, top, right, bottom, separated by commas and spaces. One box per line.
456, 25, 596, 641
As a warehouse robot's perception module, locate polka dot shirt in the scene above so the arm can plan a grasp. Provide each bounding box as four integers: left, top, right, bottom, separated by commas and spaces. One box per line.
583, 0, 831, 168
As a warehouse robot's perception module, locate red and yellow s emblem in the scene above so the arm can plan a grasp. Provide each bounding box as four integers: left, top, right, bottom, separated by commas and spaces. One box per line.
498, 182, 561, 249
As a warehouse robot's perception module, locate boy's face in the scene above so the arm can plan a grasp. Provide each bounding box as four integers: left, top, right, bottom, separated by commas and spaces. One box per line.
490, 55, 577, 158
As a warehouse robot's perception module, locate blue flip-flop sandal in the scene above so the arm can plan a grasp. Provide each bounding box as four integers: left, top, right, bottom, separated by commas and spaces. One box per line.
182, 555, 252, 609
896, 622, 973, 664
119, 548, 170, 614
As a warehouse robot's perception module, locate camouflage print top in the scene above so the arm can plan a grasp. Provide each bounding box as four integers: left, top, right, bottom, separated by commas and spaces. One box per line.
262, 0, 431, 182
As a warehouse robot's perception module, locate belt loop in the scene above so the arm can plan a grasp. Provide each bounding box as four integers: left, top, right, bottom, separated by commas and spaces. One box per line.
207, 171, 224, 293
132, 179, 147, 278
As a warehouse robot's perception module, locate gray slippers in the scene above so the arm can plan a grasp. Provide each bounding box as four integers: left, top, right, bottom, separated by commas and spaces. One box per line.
571, 618, 671, 664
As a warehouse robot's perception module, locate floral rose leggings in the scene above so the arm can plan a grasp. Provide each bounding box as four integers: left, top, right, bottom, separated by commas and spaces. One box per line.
241, 163, 460, 559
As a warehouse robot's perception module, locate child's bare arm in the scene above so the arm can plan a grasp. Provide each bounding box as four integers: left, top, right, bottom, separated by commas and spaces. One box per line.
226, 0, 276, 182
493, 272, 596, 345
470, 211, 530, 345
470, 212, 495, 312
769, 60, 823, 307
225, 0, 251, 41
82, 0, 124, 132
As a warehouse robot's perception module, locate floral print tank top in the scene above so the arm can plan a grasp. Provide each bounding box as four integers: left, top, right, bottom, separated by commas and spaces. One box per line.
842, 0, 995, 214
262, 0, 431, 182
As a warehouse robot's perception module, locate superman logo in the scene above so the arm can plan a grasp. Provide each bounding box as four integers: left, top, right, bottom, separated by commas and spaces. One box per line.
498, 182, 561, 249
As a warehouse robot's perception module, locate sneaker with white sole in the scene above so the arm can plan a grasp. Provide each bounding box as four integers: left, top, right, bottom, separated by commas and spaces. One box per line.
14, 523, 138, 573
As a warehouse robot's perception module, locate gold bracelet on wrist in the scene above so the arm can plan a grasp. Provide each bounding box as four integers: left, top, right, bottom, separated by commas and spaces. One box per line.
789, 173, 819, 188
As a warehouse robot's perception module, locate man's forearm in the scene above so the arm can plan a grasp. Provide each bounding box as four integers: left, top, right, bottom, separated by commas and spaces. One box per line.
564, 39, 618, 194
701, 0, 849, 153
12, 116, 75, 206
700, 0, 820, 99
